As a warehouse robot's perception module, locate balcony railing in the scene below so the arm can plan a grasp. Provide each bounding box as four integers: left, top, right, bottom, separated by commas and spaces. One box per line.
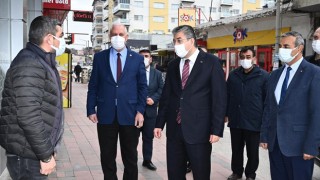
103, 0, 109, 9
181, 0, 195, 3
220, 11, 232, 18
113, 18, 130, 26
113, 3, 130, 15
221, 0, 233, 6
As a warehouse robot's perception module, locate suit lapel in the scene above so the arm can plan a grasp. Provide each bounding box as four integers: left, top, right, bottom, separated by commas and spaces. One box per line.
149, 68, 155, 87
103, 49, 116, 83
184, 51, 205, 89
119, 49, 134, 81
270, 67, 284, 105
284, 59, 306, 101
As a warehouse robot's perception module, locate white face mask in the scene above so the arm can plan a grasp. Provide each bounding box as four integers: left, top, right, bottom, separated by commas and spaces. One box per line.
144, 57, 150, 68
174, 43, 190, 58
312, 40, 320, 54
279, 47, 298, 63
51, 35, 66, 56
240, 59, 253, 69
111, 35, 126, 50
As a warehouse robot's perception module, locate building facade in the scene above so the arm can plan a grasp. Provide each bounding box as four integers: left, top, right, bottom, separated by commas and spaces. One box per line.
92, 0, 262, 51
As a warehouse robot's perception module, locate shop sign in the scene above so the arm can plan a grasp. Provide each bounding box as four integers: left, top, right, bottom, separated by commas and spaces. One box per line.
43, 0, 71, 10
73, 11, 93, 22
233, 28, 248, 43
178, 8, 196, 27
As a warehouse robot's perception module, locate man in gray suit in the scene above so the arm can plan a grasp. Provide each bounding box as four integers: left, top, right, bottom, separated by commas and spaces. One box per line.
139, 49, 164, 170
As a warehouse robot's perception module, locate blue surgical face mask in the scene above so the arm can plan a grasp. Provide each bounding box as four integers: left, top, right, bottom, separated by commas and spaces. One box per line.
51, 35, 66, 56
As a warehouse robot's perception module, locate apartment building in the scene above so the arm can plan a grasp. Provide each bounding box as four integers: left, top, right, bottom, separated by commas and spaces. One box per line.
92, 0, 263, 51
92, 0, 104, 52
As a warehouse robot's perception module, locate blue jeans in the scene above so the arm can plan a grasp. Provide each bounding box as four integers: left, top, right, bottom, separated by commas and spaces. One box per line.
6, 153, 48, 180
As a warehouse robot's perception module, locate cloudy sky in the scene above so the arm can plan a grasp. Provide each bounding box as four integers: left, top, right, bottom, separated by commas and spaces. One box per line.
62, 0, 93, 50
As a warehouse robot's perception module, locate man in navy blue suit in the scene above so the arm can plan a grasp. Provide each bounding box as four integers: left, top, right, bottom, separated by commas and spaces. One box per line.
154, 25, 227, 180
86, 23, 147, 180
139, 49, 164, 171
260, 31, 320, 180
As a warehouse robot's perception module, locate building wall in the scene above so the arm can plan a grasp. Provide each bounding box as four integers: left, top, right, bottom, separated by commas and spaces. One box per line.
149, 0, 169, 34
242, 0, 261, 13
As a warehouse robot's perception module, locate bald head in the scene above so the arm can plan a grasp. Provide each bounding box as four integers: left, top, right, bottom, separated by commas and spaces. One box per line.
109, 23, 128, 37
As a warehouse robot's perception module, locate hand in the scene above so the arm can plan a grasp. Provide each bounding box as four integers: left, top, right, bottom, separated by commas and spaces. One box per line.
40, 156, 56, 175
303, 153, 314, 160
88, 114, 98, 123
224, 117, 229, 123
260, 143, 268, 150
135, 112, 144, 128
209, 135, 220, 143
154, 128, 162, 138
146, 98, 154, 105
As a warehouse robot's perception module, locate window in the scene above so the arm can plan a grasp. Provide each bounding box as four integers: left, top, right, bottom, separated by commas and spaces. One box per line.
248, 0, 256, 3
197, 6, 205, 12
134, 1, 143, 8
153, 30, 164, 34
232, 9, 240, 14
171, 17, 178, 23
153, 2, 165, 9
153, 16, 164, 22
133, 29, 143, 33
209, 7, 217, 13
134, 15, 143, 21
171, 3, 179, 10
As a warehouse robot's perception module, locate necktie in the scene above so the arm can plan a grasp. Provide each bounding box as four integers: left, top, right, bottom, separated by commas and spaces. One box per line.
176, 59, 190, 124
117, 53, 122, 82
279, 66, 292, 105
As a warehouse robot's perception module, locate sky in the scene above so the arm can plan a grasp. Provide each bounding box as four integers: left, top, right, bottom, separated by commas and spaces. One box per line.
62, 0, 93, 50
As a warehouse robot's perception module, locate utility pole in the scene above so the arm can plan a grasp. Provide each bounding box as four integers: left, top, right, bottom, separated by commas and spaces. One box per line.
273, 0, 281, 71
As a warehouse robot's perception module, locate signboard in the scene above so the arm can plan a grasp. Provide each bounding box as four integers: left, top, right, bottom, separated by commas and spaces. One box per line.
43, 0, 71, 10
178, 8, 196, 27
56, 53, 72, 108
73, 11, 94, 22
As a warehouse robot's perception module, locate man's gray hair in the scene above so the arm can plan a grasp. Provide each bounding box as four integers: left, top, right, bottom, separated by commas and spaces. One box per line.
109, 23, 128, 36
172, 25, 197, 47
281, 31, 304, 47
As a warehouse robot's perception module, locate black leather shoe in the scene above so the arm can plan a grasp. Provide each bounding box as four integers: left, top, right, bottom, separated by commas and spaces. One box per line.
227, 173, 242, 180
142, 160, 157, 171
186, 162, 192, 173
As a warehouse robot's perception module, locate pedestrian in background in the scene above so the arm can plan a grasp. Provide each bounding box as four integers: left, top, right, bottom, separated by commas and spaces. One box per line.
306, 27, 320, 66
154, 25, 227, 180
225, 47, 269, 180
0, 16, 65, 179
74, 62, 82, 82
260, 31, 320, 180
139, 49, 164, 171
86, 23, 147, 180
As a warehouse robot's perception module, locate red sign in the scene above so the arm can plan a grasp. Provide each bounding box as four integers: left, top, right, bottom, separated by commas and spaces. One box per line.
73, 11, 93, 22
43, 0, 71, 10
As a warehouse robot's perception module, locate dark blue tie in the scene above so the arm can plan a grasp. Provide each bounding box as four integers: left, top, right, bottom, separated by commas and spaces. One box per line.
279, 67, 292, 105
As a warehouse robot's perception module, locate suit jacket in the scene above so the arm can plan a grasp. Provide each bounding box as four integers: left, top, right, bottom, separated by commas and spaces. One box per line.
145, 67, 164, 118
155, 49, 227, 144
260, 59, 320, 156
86, 48, 148, 125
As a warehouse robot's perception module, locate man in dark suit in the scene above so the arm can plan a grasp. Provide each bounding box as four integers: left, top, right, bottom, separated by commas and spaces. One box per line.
260, 31, 320, 180
154, 25, 227, 180
138, 49, 164, 171
86, 23, 147, 180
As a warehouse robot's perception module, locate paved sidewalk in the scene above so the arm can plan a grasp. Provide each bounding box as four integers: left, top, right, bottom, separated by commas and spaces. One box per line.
47, 82, 320, 180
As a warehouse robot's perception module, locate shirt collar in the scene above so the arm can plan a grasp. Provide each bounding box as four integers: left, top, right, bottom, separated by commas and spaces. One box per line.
111, 47, 127, 57
285, 57, 303, 72
182, 48, 199, 63
146, 66, 150, 72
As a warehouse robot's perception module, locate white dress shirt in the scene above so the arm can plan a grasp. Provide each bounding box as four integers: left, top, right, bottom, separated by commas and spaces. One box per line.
146, 66, 150, 86
274, 57, 303, 104
179, 49, 199, 79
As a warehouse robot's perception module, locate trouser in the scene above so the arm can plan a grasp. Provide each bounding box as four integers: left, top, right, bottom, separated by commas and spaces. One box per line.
6, 153, 48, 180
97, 119, 139, 180
167, 125, 212, 180
140, 115, 156, 161
230, 128, 260, 179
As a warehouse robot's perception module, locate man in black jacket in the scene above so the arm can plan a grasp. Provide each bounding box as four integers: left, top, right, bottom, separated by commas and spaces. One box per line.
74, 62, 82, 82
0, 16, 64, 179
225, 47, 269, 180
306, 27, 320, 66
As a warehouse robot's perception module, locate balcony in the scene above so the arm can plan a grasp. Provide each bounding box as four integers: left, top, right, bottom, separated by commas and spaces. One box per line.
94, 11, 103, 19
95, 2, 103, 10
220, 11, 232, 18
103, 0, 109, 9
221, 0, 233, 6
113, 18, 130, 26
103, 12, 109, 21
181, 0, 195, 3
103, 26, 109, 33
113, 3, 130, 16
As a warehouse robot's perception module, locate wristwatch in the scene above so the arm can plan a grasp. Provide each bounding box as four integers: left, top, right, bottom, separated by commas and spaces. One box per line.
41, 156, 52, 163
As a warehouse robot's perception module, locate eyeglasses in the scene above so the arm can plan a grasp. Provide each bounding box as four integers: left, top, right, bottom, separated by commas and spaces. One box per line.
172, 38, 190, 45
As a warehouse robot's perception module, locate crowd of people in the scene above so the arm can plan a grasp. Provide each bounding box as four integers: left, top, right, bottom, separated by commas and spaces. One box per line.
0, 16, 320, 180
